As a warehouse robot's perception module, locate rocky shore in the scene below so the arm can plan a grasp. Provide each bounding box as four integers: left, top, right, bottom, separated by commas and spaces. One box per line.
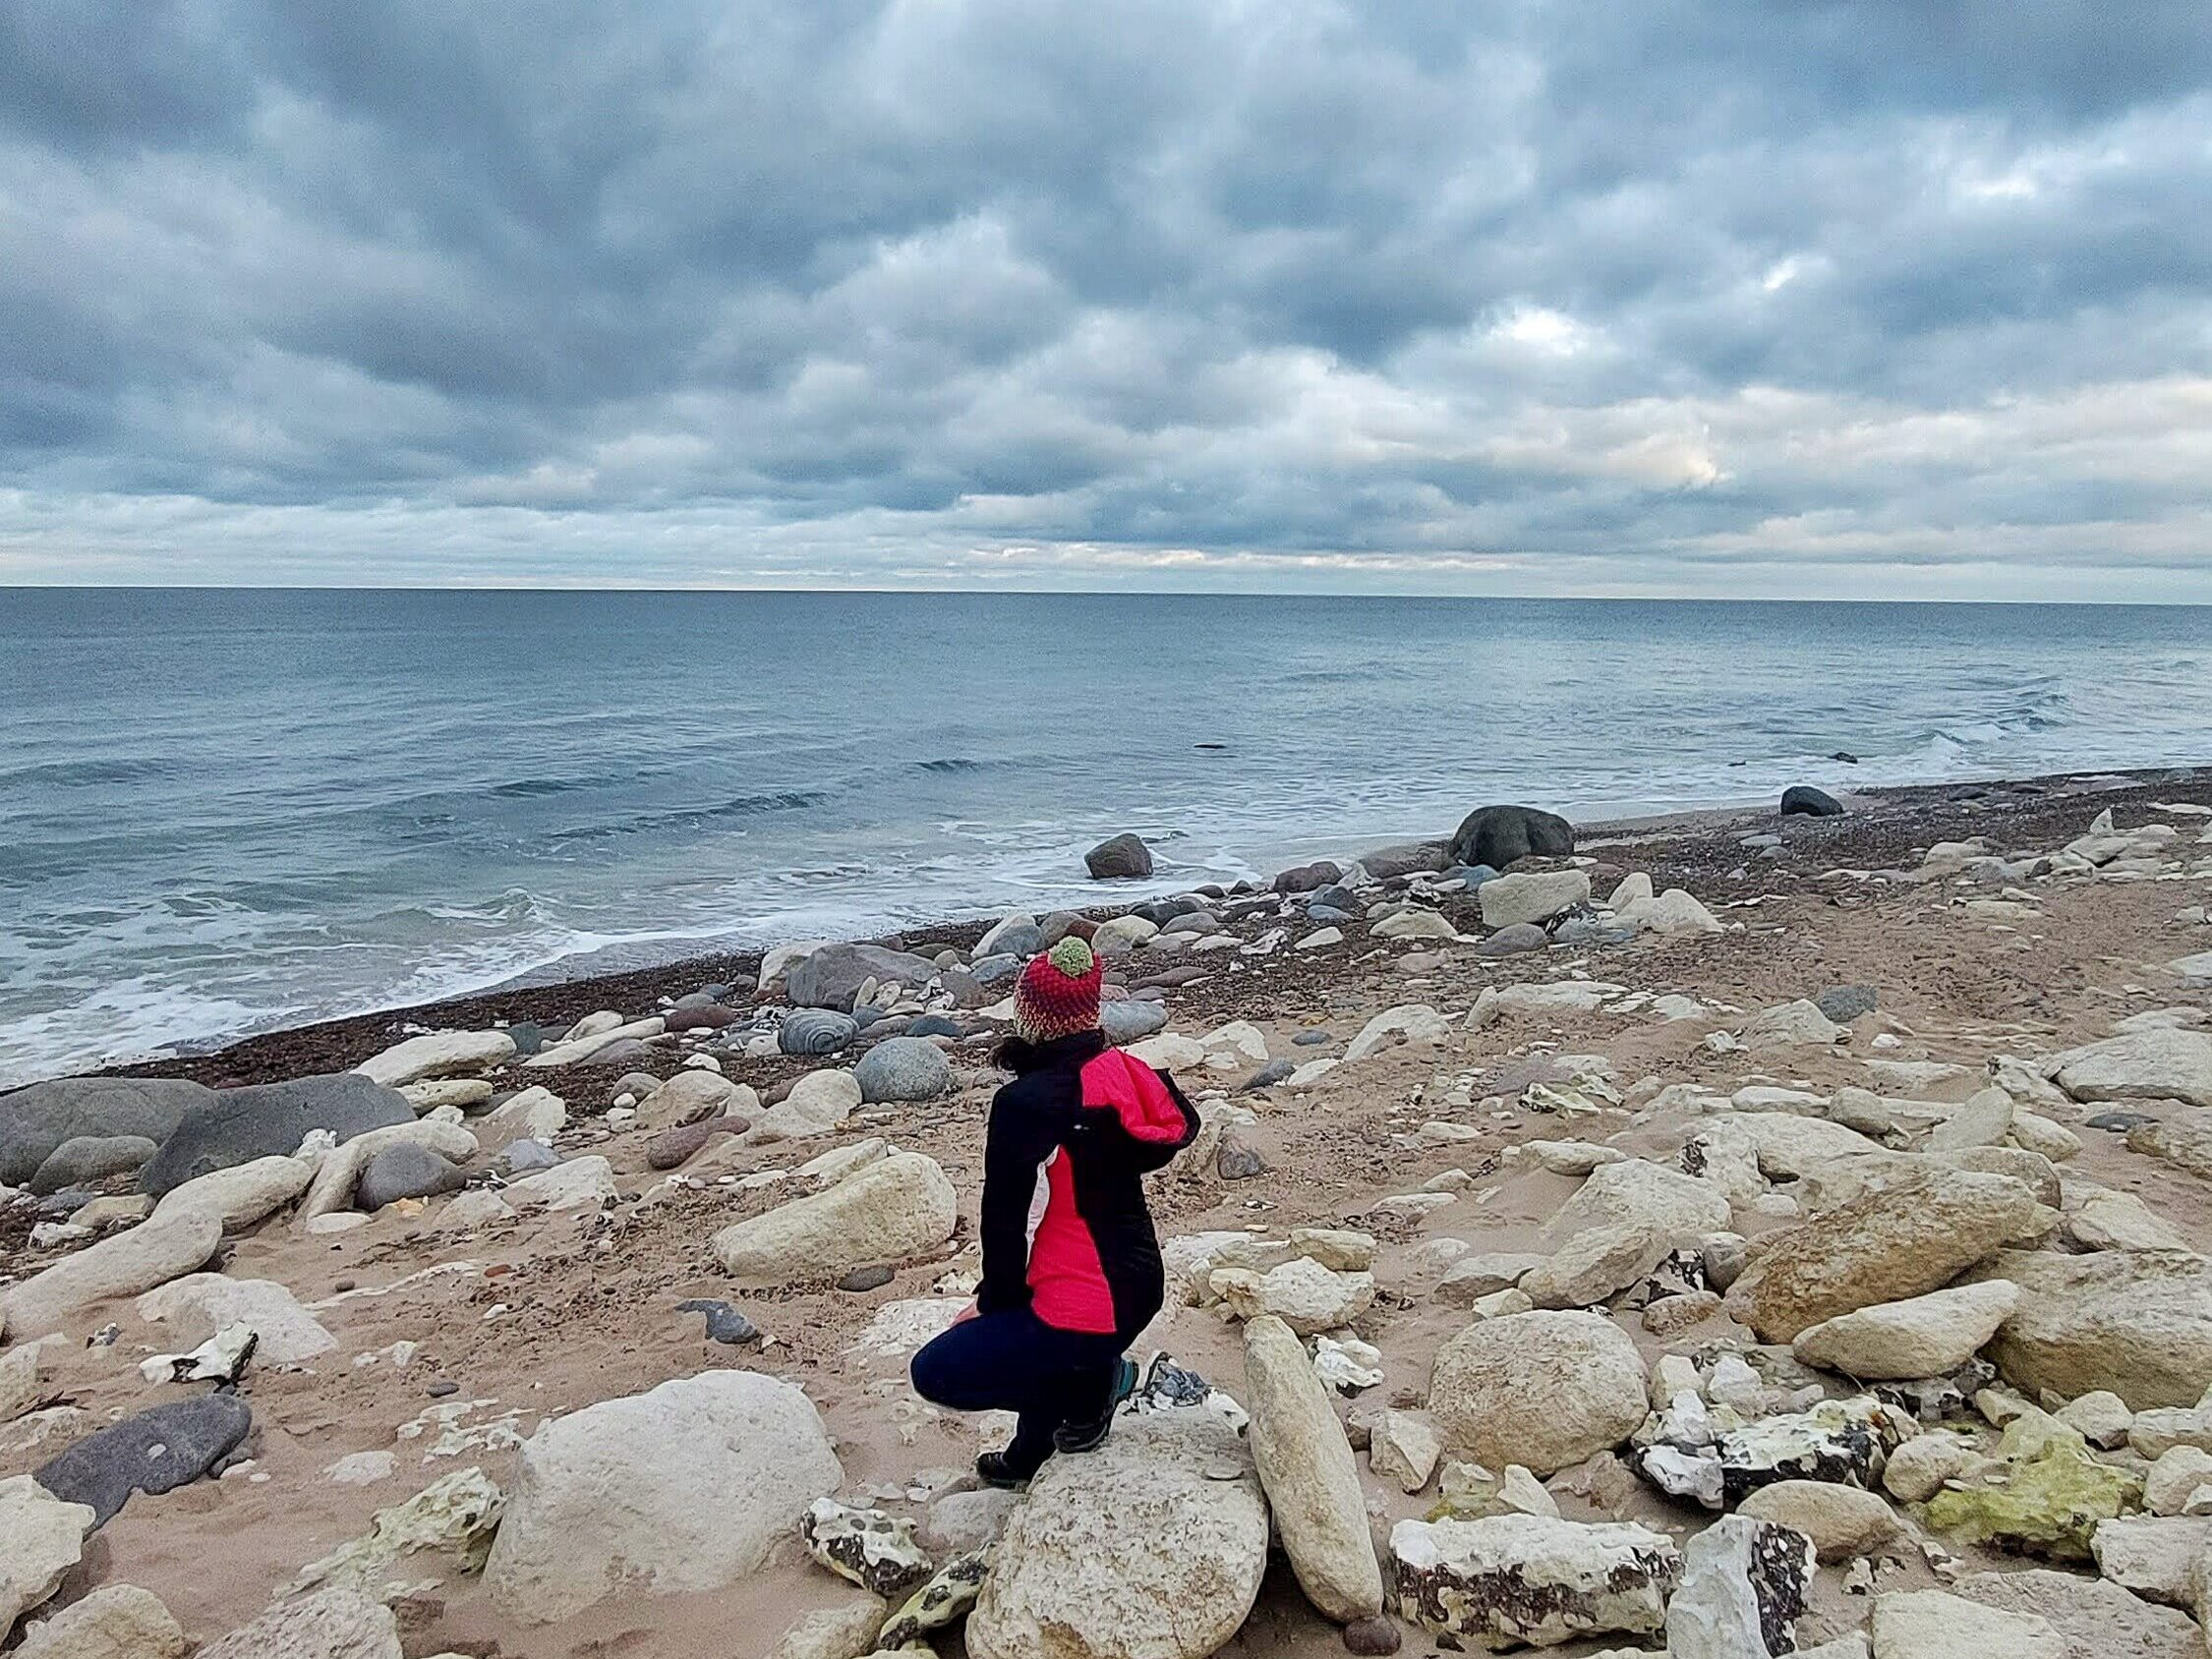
3, 765, 2211, 1658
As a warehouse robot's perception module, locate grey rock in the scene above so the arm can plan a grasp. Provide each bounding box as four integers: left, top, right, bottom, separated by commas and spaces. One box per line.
2087, 1111, 2159, 1132
1309, 884, 1359, 911
853, 1037, 954, 1104
505, 1022, 545, 1056
838, 1266, 895, 1292
35, 1395, 252, 1527
1243, 1058, 1297, 1091
1362, 840, 1451, 879
1448, 804, 1574, 870
780, 1008, 859, 1056
0, 1076, 213, 1186
672, 992, 721, 1010
1815, 984, 1880, 1024
985, 922, 1046, 958
1102, 1001, 1170, 1044
786, 944, 943, 1010
1085, 833, 1153, 880
906, 1014, 961, 1039
1448, 863, 1500, 888
969, 953, 1021, 985
1135, 896, 1205, 924
139, 1073, 413, 1198
1308, 904, 1354, 923
1218, 1130, 1267, 1180
610, 1071, 663, 1102
1342, 1615, 1403, 1655
1294, 1030, 1331, 1047
675, 1298, 761, 1345
498, 1139, 561, 1175
354, 1144, 469, 1210
29, 1134, 159, 1195
1476, 923, 1549, 958
1274, 860, 1343, 894
1782, 785, 1845, 818
579, 1038, 654, 1068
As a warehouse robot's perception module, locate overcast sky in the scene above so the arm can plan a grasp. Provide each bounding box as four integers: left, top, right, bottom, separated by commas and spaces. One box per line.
3, 2, 2209, 598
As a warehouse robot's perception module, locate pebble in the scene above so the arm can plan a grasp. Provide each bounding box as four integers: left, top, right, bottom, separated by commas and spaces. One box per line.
1342, 1614, 1403, 1654
425, 1381, 459, 1399
839, 1265, 897, 1293
675, 1298, 762, 1345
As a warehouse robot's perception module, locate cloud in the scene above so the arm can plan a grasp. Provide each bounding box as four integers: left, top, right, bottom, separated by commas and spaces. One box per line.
0, 0, 2208, 597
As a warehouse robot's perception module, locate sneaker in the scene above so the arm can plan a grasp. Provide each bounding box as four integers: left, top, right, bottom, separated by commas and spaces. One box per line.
975, 1451, 1035, 1490
1053, 1356, 1140, 1456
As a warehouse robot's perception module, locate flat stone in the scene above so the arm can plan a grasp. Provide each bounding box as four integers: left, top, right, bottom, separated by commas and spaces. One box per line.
1246, 1314, 1385, 1622
34, 1395, 252, 1527
1389, 1514, 1679, 1651
1792, 1281, 2021, 1380
14, 1581, 189, 1659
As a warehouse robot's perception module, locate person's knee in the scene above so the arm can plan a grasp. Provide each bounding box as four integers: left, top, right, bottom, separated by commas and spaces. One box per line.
908, 1332, 960, 1406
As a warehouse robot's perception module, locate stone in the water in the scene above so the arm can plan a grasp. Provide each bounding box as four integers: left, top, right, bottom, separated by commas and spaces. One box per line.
1389, 1514, 1679, 1650
1665, 1515, 1815, 1659
1447, 804, 1575, 870
1781, 785, 1844, 817
781, 1008, 860, 1056
802, 1498, 934, 1598
35, 1395, 252, 1527
674, 1298, 761, 1344
1085, 832, 1153, 880
484, 1370, 844, 1623
852, 1037, 954, 1104
139, 1072, 414, 1198
354, 1143, 468, 1211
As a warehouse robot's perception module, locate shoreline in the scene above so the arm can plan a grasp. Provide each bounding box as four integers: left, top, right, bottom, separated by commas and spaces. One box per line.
69, 760, 2204, 1092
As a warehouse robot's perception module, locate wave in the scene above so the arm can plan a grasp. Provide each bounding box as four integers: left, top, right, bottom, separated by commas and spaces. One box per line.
548, 788, 833, 842
0, 756, 185, 790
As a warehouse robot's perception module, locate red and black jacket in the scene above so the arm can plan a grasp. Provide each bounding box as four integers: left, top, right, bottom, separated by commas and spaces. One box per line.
978, 1029, 1200, 1342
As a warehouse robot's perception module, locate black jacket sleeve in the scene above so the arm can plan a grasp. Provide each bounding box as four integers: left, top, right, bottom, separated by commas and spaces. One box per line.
975, 1079, 1068, 1315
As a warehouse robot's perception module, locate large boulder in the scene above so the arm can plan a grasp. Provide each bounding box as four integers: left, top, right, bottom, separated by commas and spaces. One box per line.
786, 944, 944, 1011
139, 1073, 414, 1197
1428, 1311, 1649, 1476
1781, 785, 1844, 818
1723, 1167, 2046, 1344
966, 1409, 1267, 1659
2048, 1029, 2212, 1110
713, 1152, 958, 1284
1478, 870, 1591, 931
485, 1369, 842, 1623
1, 1210, 222, 1341
0, 1077, 212, 1187
1544, 1158, 1732, 1245
351, 1029, 515, 1088
1791, 1281, 2021, 1381
34, 1395, 252, 1526
1084, 833, 1154, 880
28, 1135, 158, 1196
1244, 1315, 1384, 1623
853, 1038, 954, 1104
1969, 1249, 2212, 1410
1390, 1515, 1678, 1651
1953, 1569, 2200, 1659
0, 1475, 94, 1638
148, 1155, 314, 1232
1448, 805, 1575, 871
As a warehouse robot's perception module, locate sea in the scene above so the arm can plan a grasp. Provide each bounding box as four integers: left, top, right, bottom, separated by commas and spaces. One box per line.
2, 588, 2208, 1087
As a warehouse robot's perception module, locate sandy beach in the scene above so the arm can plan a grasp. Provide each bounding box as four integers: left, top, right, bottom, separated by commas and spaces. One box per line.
5, 766, 2212, 1658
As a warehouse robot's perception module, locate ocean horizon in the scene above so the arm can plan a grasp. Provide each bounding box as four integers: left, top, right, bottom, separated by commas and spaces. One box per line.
3, 587, 2208, 1087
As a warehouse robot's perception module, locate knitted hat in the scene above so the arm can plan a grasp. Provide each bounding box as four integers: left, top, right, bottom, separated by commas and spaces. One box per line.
1014, 936, 1103, 1043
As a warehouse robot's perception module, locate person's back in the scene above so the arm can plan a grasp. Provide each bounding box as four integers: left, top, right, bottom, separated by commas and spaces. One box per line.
909, 936, 1198, 1486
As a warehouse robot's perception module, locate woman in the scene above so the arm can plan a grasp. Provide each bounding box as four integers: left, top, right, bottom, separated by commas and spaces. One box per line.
909, 934, 1198, 1487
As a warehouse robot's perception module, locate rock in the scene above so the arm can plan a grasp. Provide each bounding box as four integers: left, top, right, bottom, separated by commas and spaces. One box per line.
1926, 1087, 2015, 1153
2066, 1190, 2190, 1252
978, 912, 1045, 956
1362, 840, 1451, 878
1373, 908, 1459, 941
1724, 1168, 2046, 1343
781, 1008, 860, 1056
1371, 1411, 1442, 1495
966, 1409, 1266, 1659
2125, 1113, 2212, 1179
354, 1144, 468, 1211
484, 1369, 843, 1623
1340, 1615, 1402, 1656
1275, 860, 1343, 893
1792, 1281, 2020, 1380
714, 1151, 958, 1284
2050, 1029, 2212, 1108
1744, 1000, 1847, 1049
1448, 804, 1575, 870
2142, 1446, 2212, 1516
922, 1488, 1019, 1556
1102, 1001, 1170, 1043
1971, 1249, 2212, 1409
1436, 1253, 1547, 1304
283, 1466, 504, 1602
479, 1084, 567, 1142
1, 1210, 222, 1340
1, 1343, 46, 1426
496, 1138, 559, 1175
675, 1298, 761, 1345
752, 1069, 864, 1143
34, 1394, 251, 1526
1216, 1128, 1266, 1180
1885, 1433, 1973, 1502
646, 1120, 737, 1170
786, 945, 943, 1011
0, 1076, 213, 1188
879, 1551, 990, 1648
295, 1119, 477, 1224
1389, 1515, 1678, 1650
1429, 1311, 1648, 1476
149, 1154, 314, 1231
1245, 1315, 1385, 1622
1085, 833, 1154, 880
1666, 1515, 1816, 1659
139, 1072, 415, 1197
0, 1474, 93, 1636
1522, 1224, 1674, 1309
14, 1582, 189, 1659
396, 1077, 492, 1112
28, 1135, 157, 1196
839, 1265, 896, 1292
803, 1499, 934, 1598
1478, 869, 1591, 930
196, 1586, 401, 1659
1952, 1569, 2202, 1659
853, 1038, 954, 1104
1870, 1588, 2066, 1659
1738, 1481, 1901, 1562
137, 1274, 334, 1363
1640, 1394, 1909, 1513
1816, 985, 1880, 1023
1924, 1433, 2134, 1561
1545, 1157, 1733, 1244
2091, 1516, 2212, 1606
1782, 785, 1844, 817
1211, 1257, 1374, 1336
502, 1154, 616, 1212
1520, 1140, 1628, 1176
2053, 1390, 2134, 1449
1615, 886, 1725, 937
352, 1029, 515, 1088
635, 1069, 746, 1130
770, 1599, 889, 1659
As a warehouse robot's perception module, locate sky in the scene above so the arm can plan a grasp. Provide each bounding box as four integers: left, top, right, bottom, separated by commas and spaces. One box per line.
2, 2, 2209, 599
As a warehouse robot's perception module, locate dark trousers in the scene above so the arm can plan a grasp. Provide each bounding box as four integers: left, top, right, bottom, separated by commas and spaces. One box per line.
910, 1307, 1127, 1476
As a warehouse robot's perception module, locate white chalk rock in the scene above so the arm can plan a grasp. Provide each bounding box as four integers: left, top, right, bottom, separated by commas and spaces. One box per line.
1209, 1257, 1374, 1336
1869, 1588, 2065, 1659
1479, 870, 1591, 930
353, 1029, 515, 1088
1791, 1281, 2020, 1381
196, 1586, 401, 1659
1244, 1315, 1384, 1622
501, 1155, 616, 1212
14, 1582, 188, 1659
2049, 1028, 2212, 1109
0, 1210, 222, 1341
713, 1151, 957, 1284
1428, 1311, 1648, 1476
0, 1475, 94, 1637
150, 1155, 314, 1232
1389, 1514, 1678, 1650
137, 1275, 335, 1364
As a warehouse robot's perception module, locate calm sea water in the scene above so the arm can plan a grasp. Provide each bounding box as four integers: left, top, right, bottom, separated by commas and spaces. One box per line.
2, 589, 2207, 1085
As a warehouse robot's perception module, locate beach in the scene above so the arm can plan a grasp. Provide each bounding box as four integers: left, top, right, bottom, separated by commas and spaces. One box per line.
3, 765, 2212, 1656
